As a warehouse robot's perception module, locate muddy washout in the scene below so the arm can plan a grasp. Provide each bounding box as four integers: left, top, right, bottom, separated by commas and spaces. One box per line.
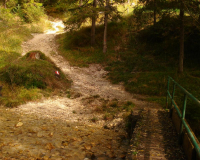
0, 20, 160, 159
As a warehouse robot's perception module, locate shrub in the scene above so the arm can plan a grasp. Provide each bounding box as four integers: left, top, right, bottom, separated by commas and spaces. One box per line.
18, 2, 45, 23
6, 0, 18, 9
0, 7, 18, 26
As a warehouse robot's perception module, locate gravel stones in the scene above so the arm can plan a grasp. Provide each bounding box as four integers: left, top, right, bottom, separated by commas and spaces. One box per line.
0, 107, 129, 159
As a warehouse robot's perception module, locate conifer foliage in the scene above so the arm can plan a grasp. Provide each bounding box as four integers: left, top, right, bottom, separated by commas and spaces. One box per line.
1, 0, 45, 23
135, 0, 200, 73
65, 0, 121, 51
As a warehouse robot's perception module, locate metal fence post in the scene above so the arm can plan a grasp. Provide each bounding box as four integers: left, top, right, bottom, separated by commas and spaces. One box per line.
167, 76, 200, 158
179, 94, 187, 145
170, 83, 176, 118
166, 77, 170, 109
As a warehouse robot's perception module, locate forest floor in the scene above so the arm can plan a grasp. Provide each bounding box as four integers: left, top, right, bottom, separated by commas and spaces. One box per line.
0, 20, 186, 160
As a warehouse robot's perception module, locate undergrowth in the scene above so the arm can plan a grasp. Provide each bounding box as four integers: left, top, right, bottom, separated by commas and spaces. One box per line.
0, 6, 64, 107
57, 21, 128, 66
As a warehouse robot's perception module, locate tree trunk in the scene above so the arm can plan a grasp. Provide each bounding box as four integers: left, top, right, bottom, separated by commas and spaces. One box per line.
179, 0, 184, 73
103, 0, 109, 53
198, 1, 200, 23
91, 0, 97, 46
153, 0, 156, 25
4, 0, 7, 8
79, 0, 82, 6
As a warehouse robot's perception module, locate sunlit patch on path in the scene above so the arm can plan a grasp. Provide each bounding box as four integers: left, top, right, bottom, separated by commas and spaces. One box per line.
45, 20, 65, 34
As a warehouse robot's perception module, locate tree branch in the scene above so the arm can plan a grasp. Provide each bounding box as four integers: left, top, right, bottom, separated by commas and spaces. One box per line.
68, 0, 91, 11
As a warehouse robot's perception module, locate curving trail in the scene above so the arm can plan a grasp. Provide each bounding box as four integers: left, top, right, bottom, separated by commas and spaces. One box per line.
0, 20, 186, 159
18, 20, 158, 124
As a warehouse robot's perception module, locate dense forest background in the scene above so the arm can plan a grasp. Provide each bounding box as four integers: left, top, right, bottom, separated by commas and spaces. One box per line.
0, 0, 200, 140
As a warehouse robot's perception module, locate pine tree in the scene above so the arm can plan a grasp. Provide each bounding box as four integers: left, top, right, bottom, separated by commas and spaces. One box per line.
103, 0, 109, 53
179, 0, 184, 73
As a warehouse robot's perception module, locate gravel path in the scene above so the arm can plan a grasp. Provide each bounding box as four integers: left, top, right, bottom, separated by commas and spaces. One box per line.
17, 20, 158, 125
0, 20, 186, 159
0, 20, 142, 159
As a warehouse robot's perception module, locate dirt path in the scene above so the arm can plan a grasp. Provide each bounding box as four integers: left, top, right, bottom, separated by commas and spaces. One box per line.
0, 20, 186, 159
0, 20, 146, 160
18, 20, 159, 125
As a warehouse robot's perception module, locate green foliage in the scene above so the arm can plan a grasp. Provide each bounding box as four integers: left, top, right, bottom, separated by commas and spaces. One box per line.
133, 0, 181, 29
134, 16, 200, 68
57, 21, 128, 66
123, 101, 135, 112
1, 0, 46, 23
64, 0, 122, 31
109, 101, 118, 108
18, 1, 45, 22
57, 10, 200, 139
0, 85, 42, 107
0, 52, 21, 78
0, 2, 68, 108
6, 0, 18, 8
0, 7, 45, 53
0, 7, 19, 26
106, 15, 200, 139
0, 51, 71, 107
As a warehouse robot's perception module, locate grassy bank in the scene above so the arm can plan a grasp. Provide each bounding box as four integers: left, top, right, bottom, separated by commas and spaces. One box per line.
0, 51, 71, 107
0, 7, 70, 107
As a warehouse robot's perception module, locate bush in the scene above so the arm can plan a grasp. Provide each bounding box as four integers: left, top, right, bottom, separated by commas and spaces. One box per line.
0, 7, 19, 26
18, 2, 45, 23
6, 0, 18, 9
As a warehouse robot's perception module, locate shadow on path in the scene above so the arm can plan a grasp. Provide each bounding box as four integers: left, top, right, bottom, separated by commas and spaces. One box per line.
158, 110, 186, 160
126, 108, 186, 160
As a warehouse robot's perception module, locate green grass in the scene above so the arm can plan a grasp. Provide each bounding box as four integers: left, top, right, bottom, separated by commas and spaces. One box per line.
0, 7, 69, 107
116, 3, 134, 16
0, 51, 70, 107
0, 85, 42, 107
56, 20, 128, 66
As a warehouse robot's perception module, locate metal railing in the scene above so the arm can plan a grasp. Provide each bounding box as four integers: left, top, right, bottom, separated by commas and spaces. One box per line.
166, 76, 200, 159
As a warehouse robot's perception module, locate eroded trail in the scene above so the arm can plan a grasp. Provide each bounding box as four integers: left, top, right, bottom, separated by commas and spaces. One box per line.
0, 20, 186, 159
18, 20, 158, 124
0, 20, 148, 159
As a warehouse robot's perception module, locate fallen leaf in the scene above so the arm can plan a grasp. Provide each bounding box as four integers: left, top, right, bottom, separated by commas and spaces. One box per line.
45, 143, 55, 150
16, 122, 23, 127
49, 132, 53, 137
